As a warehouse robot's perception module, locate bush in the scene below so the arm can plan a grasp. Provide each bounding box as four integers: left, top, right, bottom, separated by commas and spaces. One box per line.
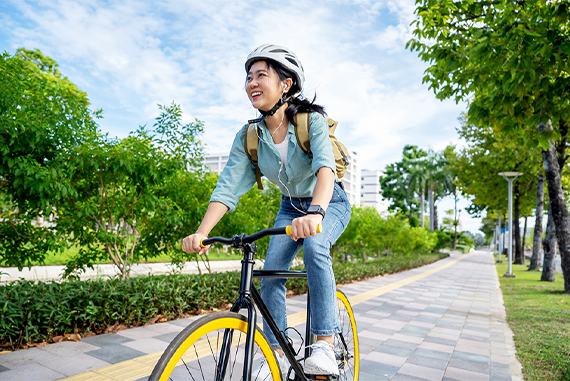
0, 271, 242, 348
0, 252, 448, 349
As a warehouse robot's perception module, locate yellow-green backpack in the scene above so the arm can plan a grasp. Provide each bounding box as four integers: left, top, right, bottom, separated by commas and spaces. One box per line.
245, 112, 350, 190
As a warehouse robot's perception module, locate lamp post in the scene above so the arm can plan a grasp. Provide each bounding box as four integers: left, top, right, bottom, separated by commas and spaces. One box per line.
498, 172, 523, 278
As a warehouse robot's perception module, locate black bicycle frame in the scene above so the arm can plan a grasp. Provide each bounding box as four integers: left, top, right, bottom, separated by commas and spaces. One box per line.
204, 231, 312, 381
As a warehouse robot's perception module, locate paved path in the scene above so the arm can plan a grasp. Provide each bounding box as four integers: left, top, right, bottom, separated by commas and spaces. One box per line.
0, 250, 524, 381
0, 260, 245, 283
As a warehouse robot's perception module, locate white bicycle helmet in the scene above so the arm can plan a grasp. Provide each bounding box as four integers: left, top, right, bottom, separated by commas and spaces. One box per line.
245, 44, 305, 95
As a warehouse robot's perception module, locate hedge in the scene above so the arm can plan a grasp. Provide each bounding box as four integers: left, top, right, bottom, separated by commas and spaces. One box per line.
1, 252, 448, 349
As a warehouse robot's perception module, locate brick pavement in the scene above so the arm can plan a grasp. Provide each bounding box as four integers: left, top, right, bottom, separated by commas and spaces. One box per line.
0, 250, 523, 381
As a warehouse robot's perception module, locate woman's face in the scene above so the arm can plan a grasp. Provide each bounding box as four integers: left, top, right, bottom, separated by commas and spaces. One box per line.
245, 61, 291, 112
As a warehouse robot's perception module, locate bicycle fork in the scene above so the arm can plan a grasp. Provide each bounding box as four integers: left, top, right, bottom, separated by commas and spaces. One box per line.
214, 242, 258, 381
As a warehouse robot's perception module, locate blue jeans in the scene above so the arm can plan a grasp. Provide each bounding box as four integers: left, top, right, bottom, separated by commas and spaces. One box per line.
261, 182, 351, 348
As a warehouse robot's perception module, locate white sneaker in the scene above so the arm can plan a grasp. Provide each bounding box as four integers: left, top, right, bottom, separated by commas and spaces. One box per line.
304, 340, 339, 376
252, 350, 291, 380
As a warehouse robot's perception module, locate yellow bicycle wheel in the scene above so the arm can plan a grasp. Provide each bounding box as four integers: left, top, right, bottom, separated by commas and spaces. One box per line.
334, 289, 359, 381
149, 311, 281, 381
308, 290, 359, 381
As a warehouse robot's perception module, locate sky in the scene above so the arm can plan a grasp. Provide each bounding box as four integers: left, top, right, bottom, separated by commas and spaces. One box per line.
1, 0, 487, 234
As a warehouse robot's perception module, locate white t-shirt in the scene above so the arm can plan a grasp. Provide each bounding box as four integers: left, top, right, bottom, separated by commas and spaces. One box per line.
275, 135, 289, 167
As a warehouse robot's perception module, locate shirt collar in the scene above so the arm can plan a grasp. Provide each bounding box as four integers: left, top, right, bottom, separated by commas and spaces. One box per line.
257, 120, 297, 146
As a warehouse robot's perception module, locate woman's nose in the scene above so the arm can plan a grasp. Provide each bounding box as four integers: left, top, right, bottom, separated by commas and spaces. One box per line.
247, 78, 258, 89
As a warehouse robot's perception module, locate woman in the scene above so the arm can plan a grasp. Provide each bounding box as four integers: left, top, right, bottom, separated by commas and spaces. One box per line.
183, 44, 351, 378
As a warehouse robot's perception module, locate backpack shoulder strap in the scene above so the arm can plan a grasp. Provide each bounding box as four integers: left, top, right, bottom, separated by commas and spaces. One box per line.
244, 124, 263, 190
294, 112, 312, 157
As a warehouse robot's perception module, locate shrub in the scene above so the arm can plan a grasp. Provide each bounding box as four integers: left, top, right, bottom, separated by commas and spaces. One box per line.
0, 271, 241, 348
0, 252, 448, 349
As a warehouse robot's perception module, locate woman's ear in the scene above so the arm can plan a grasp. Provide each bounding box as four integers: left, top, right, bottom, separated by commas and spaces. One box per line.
283, 78, 294, 93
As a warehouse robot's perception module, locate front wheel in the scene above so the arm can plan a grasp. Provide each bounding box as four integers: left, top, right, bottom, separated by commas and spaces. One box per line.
308, 289, 359, 381
334, 289, 359, 381
150, 311, 281, 381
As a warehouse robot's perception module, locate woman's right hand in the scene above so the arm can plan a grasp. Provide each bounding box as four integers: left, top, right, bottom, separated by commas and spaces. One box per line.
182, 232, 209, 255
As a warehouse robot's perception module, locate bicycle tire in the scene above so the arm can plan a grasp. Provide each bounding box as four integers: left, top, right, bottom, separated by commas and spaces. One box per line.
334, 289, 359, 381
307, 290, 359, 381
149, 311, 281, 381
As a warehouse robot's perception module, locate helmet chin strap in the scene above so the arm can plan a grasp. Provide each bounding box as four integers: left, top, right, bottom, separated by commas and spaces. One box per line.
248, 95, 291, 124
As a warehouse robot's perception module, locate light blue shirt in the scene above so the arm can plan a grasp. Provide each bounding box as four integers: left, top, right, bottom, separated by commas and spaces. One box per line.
210, 112, 336, 212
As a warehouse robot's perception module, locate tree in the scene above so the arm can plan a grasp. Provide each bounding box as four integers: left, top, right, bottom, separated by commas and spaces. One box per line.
380, 145, 428, 225
406, 161, 429, 228
423, 149, 454, 231
0, 48, 99, 269
528, 170, 545, 271
442, 209, 460, 249
59, 103, 205, 279
479, 214, 498, 244
464, 231, 486, 247
444, 115, 540, 265
409, 0, 570, 291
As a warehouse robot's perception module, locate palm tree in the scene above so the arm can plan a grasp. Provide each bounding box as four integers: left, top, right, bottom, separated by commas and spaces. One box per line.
406, 162, 429, 227
419, 149, 454, 231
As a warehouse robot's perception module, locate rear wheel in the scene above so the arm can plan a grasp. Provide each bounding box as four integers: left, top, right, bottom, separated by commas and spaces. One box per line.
150, 311, 281, 381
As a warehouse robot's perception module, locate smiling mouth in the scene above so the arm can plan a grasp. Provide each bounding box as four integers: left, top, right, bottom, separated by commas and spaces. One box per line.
251, 91, 262, 99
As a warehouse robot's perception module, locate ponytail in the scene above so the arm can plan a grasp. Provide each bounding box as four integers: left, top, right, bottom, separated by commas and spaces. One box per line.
285, 95, 326, 126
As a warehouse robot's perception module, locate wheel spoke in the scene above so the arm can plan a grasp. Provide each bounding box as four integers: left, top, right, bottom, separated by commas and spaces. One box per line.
150, 313, 280, 381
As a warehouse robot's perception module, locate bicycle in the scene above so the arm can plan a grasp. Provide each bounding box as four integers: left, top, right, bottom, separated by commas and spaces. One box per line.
149, 225, 359, 381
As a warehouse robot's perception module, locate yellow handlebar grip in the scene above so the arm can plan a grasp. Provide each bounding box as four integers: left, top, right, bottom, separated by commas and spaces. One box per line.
199, 239, 206, 248
285, 224, 322, 235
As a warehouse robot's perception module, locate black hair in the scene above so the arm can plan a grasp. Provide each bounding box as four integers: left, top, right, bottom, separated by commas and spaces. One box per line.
247, 59, 326, 125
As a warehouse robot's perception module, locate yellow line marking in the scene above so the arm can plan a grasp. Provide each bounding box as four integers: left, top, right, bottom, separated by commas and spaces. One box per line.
59, 254, 472, 381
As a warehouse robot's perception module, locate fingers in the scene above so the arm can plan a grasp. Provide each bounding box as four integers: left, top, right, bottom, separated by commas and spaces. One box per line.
183, 234, 209, 254
291, 215, 322, 241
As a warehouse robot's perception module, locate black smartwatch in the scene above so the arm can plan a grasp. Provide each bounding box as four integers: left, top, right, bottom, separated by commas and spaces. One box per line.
306, 205, 326, 219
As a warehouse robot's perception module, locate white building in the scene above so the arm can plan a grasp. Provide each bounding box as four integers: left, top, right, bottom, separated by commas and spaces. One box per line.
204, 152, 230, 174
360, 169, 388, 213
204, 150, 362, 206
339, 151, 360, 206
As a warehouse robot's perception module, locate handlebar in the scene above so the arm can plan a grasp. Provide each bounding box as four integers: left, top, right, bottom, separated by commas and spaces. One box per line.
200, 224, 322, 248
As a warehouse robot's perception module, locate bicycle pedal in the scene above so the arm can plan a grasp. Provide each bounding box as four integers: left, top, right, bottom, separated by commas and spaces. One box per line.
305, 374, 339, 381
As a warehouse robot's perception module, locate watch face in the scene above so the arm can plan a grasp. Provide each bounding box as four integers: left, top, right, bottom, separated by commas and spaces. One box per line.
307, 205, 320, 213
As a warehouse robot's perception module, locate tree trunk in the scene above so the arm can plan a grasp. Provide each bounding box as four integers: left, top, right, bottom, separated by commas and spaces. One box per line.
528, 170, 544, 271
420, 189, 425, 228
434, 205, 439, 230
522, 216, 528, 257
539, 121, 570, 291
513, 183, 524, 264
453, 195, 458, 249
541, 206, 557, 282
453, 227, 457, 250
428, 187, 434, 230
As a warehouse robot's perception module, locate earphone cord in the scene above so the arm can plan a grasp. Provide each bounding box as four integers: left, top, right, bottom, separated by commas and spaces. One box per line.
254, 120, 307, 216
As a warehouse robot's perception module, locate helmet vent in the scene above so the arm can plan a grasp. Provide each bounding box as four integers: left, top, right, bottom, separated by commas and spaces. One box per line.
285, 57, 299, 67
269, 49, 289, 53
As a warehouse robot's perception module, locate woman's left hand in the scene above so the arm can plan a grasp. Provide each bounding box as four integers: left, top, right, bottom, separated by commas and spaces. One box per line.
290, 214, 323, 241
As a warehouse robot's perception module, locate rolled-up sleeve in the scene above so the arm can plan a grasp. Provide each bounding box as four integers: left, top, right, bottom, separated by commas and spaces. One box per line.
309, 113, 336, 176
210, 125, 257, 212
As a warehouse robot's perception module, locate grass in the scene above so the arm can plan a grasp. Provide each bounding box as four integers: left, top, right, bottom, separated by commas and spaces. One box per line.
496, 263, 570, 381
0, 246, 243, 267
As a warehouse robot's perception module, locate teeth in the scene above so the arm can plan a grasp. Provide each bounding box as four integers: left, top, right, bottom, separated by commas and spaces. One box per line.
252, 92, 261, 97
